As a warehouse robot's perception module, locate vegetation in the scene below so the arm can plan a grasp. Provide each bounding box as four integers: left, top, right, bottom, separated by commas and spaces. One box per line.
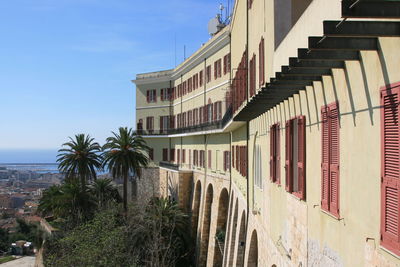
43, 198, 194, 267
0, 256, 15, 264
38, 179, 121, 229
40, 129, 193, 266
0, 219, 43, 254
102, 127, 150, 212
57, 134, 103, 188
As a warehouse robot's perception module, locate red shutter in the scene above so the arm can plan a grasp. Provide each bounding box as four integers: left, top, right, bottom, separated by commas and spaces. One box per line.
321, 106, 330, 211
218, 102, 222, 119
182, 149, 186, 163
381, 86, 400, 252
232, 146, 235, 168
153, 90, 157, 102
297, 116, 306, 200
329, 102, 340, 217
285, 120, 293, 192
276, 123, 281, 184
161, 89, 164, 101
270, 125, 275, 181
146, 90, 150, 102
170, 149, 175, 162
236, 146, 239, 172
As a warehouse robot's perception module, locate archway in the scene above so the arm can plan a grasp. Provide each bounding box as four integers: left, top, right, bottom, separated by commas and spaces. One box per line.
228, 199, 239, 266
199, 184, 213, 267
247, 230, 258, 267
235, 211, 246, 267
192, 180, 202, 240
212, 188, 229, 266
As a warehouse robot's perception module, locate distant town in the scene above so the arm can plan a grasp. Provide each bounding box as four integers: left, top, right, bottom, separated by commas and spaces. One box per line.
0, 165, 63, 231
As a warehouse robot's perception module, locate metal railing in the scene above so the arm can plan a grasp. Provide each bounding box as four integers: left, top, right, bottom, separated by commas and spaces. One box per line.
136, 105, 233, 136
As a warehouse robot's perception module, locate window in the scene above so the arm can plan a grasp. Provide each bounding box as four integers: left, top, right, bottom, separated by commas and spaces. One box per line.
254, 144, 263, 189
223, 151, 230, 172
207, 102, 213, 123
200, 150, 205, 168
160, 88, 171, 101
146, 117, 154, 133
170, 149, 175, 162
259, 38, 265, 86
206, 65, 212, 83
146, 89, 157, 103
149, 148, 154, 160
232, 146, 235, 168
321, 102, 340, 217
194, 108, 199, 125
182, 149, 186, 164
270, 123, 280, 184
199, 71, 204, 87
223, 53, 231, 75
177, 149, 180, 164
249, 54, 256, 97
160, 116, 170, 133
162, 148, 168, 161
188, 78, 192, 92
285, 116, 306, 200
234, 145, 247, 177
208, 150, 212, 169
214, 59, 222, 79
248, 0, 254, 9
381, 84, 400, 254
194, 150, 198, 166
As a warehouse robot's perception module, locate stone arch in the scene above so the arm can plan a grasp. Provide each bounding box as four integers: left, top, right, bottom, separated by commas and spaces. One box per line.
228, 199, 239, 266
247, 230, 258, 267
192, 180, 202, 240
212, 188, 229, 266
199, 183, 213, 267
235, 210, 246, 267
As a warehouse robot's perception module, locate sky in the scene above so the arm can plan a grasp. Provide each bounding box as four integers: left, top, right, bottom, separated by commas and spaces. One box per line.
0, 0, 231, 154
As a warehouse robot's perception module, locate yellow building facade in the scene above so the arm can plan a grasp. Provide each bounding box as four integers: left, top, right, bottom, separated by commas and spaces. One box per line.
133, 0, 400, 266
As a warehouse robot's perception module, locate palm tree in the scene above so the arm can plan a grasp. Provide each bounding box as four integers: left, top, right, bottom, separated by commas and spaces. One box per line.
102, 127, 150, 212
57, 134, 103, 189
89, 178, 122, 208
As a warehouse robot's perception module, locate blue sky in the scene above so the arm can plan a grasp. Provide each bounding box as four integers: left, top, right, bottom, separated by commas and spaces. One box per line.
0, 0, 230, 151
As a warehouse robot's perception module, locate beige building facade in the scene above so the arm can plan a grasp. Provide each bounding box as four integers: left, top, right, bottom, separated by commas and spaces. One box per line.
133, 0, 400, 266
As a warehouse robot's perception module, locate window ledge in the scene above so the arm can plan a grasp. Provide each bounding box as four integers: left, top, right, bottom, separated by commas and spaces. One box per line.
320, 209, 341, 221
380, 246, 400, 260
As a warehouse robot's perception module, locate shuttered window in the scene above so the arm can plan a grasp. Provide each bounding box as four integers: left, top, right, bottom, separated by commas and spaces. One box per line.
206, 65, 211, 83
259, 38, 265, 86
146, 89, 157, 103
270, 123, 280, 184
381, 85, 400, 254
199, 71, 203, 87
149, 148, 154, 160
321, 102, 340, 217
285, 116, 306, 200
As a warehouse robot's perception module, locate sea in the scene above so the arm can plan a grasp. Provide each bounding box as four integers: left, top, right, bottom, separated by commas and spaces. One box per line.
0, 149, 59, 173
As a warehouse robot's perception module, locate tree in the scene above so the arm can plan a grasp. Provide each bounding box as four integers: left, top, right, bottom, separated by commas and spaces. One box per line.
38, 182, 97, 229
57, 134, 102, 189
89, 178, 122, 208
127, 197, 193, 267
102, 127, 150, 212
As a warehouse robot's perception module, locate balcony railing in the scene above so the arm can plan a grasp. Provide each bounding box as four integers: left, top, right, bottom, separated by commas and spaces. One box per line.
136, 105, 233, 136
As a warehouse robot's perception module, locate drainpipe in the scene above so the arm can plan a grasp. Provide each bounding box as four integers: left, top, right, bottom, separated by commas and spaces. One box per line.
244, 0, 250, 265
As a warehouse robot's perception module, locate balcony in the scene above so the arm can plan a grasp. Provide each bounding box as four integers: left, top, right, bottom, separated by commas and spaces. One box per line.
159, 161, 180, 171
137, 106, 233, 136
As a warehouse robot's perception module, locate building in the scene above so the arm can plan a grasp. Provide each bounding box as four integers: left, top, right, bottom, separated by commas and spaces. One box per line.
133, 0, 400, 266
